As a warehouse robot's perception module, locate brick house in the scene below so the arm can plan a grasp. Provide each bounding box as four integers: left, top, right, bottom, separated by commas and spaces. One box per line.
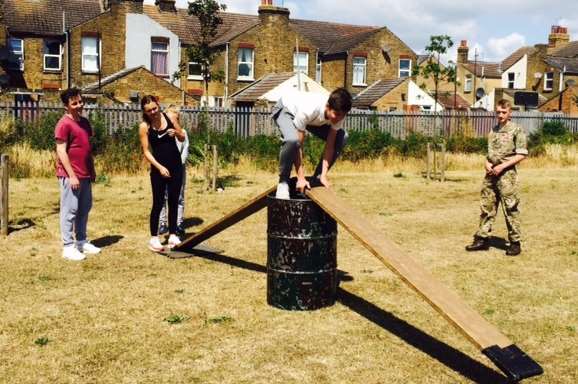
1, 0, 417, 107
475, 26, 578, 112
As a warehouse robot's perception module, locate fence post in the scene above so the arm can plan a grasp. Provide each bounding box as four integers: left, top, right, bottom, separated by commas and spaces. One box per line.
212, 144, 218, 192
440, 142, 446, 183
0, 154, 8, 236
426, 143, 431, 181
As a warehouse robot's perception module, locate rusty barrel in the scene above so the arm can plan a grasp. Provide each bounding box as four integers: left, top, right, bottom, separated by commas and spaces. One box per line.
267, 193, 338, 310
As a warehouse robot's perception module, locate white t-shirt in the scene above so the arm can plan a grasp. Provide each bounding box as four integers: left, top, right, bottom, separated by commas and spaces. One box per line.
279, 91, 344, 131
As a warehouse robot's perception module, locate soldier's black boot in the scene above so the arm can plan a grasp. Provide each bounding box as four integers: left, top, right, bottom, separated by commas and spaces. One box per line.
506, 241, 521, 256
465, 236, 489, 251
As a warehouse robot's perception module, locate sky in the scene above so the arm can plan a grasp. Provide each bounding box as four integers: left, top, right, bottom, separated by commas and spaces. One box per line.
145, 0, 578, 63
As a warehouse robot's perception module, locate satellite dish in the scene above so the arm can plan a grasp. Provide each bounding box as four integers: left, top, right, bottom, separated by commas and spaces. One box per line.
475, 88, 486, 99
534, 72, 543, 79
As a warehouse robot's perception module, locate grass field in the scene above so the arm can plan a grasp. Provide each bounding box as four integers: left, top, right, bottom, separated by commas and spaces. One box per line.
0, 160, 577, 383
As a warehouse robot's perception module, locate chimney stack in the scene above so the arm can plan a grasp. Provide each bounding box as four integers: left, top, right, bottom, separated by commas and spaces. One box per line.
548, 25, 570, 53
457, 40, 469, 64
156, 0, 176, 12
258, 0, 290, 25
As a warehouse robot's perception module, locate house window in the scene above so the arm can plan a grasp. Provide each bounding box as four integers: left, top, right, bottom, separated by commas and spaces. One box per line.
214, 97, 224, 108
507, 72, 515, 89
352, 57, 367, 86
151, 39, 169, 76
316, 55, 322, 83
81, 36, 100, 73
464, 75, 473, 92
237, 48, 254, 80
44, 39, 62, 71
8, 38, 24, 70
188, 62, 203, 80
399, 58, 411, 78
294, 52, 308, 74
544, 72, 554, 91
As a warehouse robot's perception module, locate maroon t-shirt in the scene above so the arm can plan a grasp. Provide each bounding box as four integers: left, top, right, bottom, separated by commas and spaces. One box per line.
54, 115, 95, 179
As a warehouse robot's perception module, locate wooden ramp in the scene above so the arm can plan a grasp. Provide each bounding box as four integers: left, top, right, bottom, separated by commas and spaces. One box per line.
306, 186, 542, 381
174, 186, 276, 253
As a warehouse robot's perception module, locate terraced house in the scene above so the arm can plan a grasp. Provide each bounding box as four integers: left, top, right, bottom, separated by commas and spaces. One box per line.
0, 0, 418, 108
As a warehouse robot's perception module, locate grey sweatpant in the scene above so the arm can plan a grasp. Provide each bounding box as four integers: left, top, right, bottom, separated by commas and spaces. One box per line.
272, 101, 348, 183
59, 177, 92, 247
159, 166, 186, 231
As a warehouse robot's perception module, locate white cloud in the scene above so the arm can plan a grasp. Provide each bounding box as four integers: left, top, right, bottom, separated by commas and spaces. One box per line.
486, 33, 526, 61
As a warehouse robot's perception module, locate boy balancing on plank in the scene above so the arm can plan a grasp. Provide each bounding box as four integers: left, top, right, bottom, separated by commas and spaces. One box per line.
271, 88, 353, 199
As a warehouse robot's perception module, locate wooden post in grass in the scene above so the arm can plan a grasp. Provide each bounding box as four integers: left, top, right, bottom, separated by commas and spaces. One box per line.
211, 145, 218, 192
204, 143, 210, 191
0, 154, 8, 236
426, 143, 432, 180
440, 142, 446, 182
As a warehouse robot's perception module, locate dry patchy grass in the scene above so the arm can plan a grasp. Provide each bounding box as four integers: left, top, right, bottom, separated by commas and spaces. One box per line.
0, 165, 577, 383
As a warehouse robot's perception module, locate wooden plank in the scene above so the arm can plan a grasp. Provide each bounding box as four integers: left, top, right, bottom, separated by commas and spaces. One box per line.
0, 154, 8, 236
175, 186, 276, 252
306, 186, 512, 350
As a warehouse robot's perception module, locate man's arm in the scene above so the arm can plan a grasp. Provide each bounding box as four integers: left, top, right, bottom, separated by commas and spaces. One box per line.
167, 111, 186, 142
318, 128, 337, 187
490, 154, 526, 176
295, 130, 310, 192
56, 140, 80, 190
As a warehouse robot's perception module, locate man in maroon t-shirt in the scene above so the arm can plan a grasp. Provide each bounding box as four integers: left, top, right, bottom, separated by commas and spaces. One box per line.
55, 88, 101, 261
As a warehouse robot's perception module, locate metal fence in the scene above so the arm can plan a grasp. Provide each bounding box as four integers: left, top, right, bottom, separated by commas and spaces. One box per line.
2, 101, 578, 138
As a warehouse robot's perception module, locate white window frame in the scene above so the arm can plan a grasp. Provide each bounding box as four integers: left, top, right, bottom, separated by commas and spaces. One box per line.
43, 39, 62, 72
188, 61, 203, 80
544, 72, 554, 91
464, 75, 473, 92
507, 72, 515, 89
8, 37, 24, 71
352, 56, 367, 86
399, 58, 411, 78
151, 39, 169, 76
237, 48, 254, 81
81, 36, 100, 74
315, 54, 322, 83
293, 52, 309, 75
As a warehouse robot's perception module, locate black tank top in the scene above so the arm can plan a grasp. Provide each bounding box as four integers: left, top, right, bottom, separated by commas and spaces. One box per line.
147, 113, 182, 172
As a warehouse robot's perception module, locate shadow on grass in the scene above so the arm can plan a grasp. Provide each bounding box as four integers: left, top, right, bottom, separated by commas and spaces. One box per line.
178, 249, 505, 382
487, 236, 509, 251
181, 217, 204, 230
337, 288, 508, 384
8, 218, 35, 234
92, 235, 124, 248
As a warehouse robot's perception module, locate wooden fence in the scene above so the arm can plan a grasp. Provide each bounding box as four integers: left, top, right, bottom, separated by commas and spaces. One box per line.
2, 101, 578, 138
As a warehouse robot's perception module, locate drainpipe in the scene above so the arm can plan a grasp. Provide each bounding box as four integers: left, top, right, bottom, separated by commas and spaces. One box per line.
225, 42, 229, 106
63, 11, 71, 89
344, 50, 348, 90
559, 65, 566, 92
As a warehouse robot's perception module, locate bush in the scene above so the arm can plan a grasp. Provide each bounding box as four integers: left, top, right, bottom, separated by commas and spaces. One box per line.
25, 112, 61, 151
528, 120, 576, 156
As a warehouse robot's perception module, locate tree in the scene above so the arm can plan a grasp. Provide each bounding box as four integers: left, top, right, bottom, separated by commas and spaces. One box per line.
176, 0, 227, 108
413, 35, 454, 113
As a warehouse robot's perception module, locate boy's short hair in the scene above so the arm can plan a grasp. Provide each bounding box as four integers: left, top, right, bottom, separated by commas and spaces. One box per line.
327, 88, 352, 114
496, 99, 512, 109
60, 87, 82, 105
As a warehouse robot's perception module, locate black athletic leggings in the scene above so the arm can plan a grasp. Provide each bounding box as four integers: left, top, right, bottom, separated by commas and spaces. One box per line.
149, 167, 183, 236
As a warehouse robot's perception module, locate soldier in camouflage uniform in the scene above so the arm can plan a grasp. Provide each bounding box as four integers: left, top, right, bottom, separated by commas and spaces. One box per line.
466, 99, 528, 256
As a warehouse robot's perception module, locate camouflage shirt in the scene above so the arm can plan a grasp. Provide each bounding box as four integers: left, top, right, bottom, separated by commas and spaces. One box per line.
487, 121, 528, 165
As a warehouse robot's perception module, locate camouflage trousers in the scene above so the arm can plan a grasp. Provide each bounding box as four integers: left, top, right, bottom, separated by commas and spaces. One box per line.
475, 168, 522, 242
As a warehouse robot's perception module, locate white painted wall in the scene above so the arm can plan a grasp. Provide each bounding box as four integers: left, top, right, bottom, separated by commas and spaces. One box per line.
261, 74, 329, 102
125, 13, 180, 85
474, 89, 495, 111
408, 81, 444, 111
501, 54, 527, 89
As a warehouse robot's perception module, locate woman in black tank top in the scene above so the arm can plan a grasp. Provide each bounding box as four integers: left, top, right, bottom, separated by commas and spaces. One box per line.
138, 95, 186, 252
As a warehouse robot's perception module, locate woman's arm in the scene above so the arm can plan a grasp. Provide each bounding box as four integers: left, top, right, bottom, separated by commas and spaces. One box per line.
139, 122, 170, 177
166, 111, 185, 142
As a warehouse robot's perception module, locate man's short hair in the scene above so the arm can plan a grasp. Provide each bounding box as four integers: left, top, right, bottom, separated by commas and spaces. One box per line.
327, 88, 352, 114
496, 99, 512, 109
60, 88, 82, 105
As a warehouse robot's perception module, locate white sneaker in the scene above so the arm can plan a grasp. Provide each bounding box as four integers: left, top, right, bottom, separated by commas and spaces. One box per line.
275, 182, 290, 199
168, 234, 181, 249
77, 241, 101, 255
148, 236, 164, 252
62, 245, 86, 261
